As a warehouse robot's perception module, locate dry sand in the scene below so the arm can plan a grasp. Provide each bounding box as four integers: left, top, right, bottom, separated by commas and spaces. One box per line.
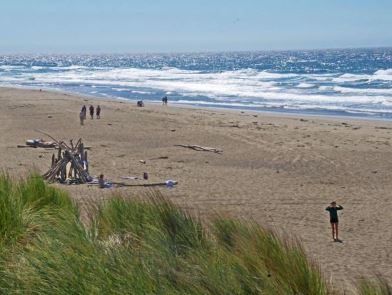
1, 87, 391, 290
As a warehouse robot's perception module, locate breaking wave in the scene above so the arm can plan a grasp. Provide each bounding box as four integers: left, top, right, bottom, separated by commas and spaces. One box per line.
1, 49, 392, 118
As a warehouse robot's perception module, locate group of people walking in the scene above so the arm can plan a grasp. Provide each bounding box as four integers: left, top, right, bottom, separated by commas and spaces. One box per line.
80, 105, 101, 125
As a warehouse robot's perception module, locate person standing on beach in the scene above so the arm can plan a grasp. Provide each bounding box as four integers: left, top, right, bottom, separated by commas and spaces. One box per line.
326, 201, 343, 242
96, 105, 101, 119
89, 105, 94, 119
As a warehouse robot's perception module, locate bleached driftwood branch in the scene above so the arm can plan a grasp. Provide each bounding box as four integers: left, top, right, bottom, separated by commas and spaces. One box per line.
174, 144, 222, 154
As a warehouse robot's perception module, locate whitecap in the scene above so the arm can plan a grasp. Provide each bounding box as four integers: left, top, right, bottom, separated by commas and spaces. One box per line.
332, 73, 371, 83
372, 69, 392, 81
297, 83, 315, 88
333, 86, 392, 95
374, 69, 392, 75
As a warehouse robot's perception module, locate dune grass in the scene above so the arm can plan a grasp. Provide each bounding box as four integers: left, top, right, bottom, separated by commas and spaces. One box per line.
358, 278, 392, 295
0, 174, 390, 294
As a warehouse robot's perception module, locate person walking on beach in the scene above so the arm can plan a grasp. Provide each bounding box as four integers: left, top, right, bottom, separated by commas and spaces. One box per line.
96, 105, 101, 119
89, 105, 94, 119
326, 201, 343, 242
162, 96, 168, 105
81, 105, 87, 120
79, 110, 85, 125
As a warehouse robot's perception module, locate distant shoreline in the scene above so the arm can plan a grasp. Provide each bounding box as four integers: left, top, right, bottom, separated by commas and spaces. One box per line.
2, 84, 391, 123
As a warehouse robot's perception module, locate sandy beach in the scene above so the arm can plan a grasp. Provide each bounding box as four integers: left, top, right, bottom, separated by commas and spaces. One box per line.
1, 86, 391, 290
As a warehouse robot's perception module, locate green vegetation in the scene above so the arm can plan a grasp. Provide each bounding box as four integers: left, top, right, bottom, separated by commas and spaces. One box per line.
0, 174, 390, 294
358, 278, 392, 295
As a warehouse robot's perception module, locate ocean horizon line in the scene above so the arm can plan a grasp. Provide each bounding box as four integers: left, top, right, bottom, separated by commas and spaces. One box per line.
1, 45, 392, 56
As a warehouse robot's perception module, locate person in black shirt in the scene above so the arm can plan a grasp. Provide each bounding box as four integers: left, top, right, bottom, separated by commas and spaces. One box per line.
89, 105, 94, 119
96, 105, 101, 119
326, 201, 343, 241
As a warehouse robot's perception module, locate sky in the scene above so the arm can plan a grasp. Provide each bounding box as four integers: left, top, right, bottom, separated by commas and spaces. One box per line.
1, 0, 391, 53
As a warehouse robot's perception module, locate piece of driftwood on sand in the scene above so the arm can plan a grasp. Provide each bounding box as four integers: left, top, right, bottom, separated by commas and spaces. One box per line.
114, 182, 168, 187
17, 142, 91, 150
174, 144, 222, 154
17, 145, 38, 148
88, 182, 170, 188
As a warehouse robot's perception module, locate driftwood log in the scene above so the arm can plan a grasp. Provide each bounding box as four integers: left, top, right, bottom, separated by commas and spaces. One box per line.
174, 144, 222, 154
89, 182, 170, 188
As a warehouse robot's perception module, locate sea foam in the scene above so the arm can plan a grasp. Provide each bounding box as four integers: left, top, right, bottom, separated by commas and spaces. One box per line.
1, 49, 392, 118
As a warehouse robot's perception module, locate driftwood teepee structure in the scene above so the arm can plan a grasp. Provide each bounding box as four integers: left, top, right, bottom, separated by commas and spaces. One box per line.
39, 131, 90, 184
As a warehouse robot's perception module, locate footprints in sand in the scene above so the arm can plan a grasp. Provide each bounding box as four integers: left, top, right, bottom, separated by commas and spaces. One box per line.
375, 126, 392, 130
218, 121, 241, 128
8, 103, 35, 110
292, 155, 301, 164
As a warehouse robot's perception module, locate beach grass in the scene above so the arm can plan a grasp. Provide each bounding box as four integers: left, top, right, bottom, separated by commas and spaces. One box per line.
0, 174, 390, 294
358, 277, 392, 295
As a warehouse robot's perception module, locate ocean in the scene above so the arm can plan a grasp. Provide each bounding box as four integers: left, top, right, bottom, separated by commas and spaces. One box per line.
1, 48, 392, 119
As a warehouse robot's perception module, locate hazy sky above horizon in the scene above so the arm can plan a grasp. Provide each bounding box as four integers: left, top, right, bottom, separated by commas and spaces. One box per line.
1, 0, 391, 53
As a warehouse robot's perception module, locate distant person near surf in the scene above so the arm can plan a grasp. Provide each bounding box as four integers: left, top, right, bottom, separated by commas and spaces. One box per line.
96, 105, 101, 119
81, 105, 86, 117
89, 105, 94, 119
80, 105, 87, 125
79, 111, 85, 125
